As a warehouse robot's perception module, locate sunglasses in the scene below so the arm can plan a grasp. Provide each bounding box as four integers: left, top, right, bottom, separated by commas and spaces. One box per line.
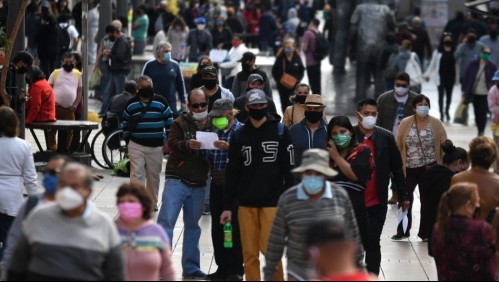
191, 103, 208, 109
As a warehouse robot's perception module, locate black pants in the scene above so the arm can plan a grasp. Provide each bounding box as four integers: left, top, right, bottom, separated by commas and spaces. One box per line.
437, 80, 454, 117
473, 94, 488, 135
397, 165, 427, 237
209, 180, 244, 277
365, 204, 388, 275
277, 84, 293, 114
0, 213, 14, 260
346, 189, 370, 250
307, 64, 321, 94
39, 54, 57, 78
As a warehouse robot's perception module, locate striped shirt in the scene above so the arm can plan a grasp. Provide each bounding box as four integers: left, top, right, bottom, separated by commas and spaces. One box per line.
122, 95, 173, 147
263, 182, 364, 281
207, 120, 244, 170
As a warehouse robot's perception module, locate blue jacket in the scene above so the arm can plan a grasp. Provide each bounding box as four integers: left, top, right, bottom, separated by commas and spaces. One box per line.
289, 118, 328, 166
462, 59, 497, 102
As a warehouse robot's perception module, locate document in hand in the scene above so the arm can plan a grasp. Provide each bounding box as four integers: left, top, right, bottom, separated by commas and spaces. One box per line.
196, 131, 219, 150
397, 207, 409, 234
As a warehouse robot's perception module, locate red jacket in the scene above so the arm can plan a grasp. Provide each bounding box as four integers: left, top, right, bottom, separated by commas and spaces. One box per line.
26, 79, 56, 124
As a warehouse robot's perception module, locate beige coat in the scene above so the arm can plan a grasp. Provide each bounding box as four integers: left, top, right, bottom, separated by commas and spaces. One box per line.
396, 115, 447, 175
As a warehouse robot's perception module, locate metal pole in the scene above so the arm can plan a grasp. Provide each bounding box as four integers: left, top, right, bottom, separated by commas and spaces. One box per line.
7, 2, 26, 139
82, 0, 88, 121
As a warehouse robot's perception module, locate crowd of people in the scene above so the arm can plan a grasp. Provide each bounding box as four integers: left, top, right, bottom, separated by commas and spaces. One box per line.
4, 0, 499, 281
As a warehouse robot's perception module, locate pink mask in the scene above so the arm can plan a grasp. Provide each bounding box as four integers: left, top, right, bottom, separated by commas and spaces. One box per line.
118, 202, 143, 222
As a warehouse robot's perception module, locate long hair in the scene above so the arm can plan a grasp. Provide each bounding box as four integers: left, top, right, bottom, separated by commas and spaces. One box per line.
275, 36, 300, 58
441, 139, 468, 165
437, 32, 455, 53
326, 116, 358, 154
435, 182, 478, 246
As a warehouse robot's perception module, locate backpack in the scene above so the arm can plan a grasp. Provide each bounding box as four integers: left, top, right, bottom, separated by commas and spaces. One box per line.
312, 31, 329, 61
58, 25, 71, 53
405, 52, 423, 85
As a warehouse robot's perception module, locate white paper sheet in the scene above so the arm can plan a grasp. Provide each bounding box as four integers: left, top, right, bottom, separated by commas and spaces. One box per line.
209, 49, 229, 63
397, 207, 409, 234
196, 131, 219, 150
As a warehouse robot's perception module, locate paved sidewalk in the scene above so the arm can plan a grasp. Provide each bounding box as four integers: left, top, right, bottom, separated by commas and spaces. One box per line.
22, 58, 488, 281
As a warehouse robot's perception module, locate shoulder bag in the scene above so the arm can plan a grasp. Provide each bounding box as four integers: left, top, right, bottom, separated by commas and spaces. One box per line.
280, 57, 298, 90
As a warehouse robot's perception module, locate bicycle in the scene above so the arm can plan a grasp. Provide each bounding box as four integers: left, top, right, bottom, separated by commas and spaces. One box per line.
90, 117, 128, 169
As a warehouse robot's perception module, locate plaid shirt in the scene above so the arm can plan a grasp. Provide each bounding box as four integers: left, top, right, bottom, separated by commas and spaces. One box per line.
208, 120, 244, 170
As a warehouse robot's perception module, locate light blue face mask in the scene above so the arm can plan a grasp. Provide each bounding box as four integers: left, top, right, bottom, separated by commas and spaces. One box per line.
302, 175, 325, 195
416, 105, 430, 118
164, 52, 171, 62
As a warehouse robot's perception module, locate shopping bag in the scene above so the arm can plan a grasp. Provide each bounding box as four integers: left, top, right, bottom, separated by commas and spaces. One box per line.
453, 98, 468, 125
89, 69, 102, 90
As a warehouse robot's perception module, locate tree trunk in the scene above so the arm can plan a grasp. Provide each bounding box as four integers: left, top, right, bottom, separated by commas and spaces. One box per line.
0, 0, 29, 107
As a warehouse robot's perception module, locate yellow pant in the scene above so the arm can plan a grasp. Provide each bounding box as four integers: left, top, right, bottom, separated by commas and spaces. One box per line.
238, 206, 284, 281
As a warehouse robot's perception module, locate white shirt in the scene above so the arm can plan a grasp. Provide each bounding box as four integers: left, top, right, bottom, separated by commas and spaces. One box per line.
58, 23, 79, 49
0, 137, 38, 216
49, 69, 82, 108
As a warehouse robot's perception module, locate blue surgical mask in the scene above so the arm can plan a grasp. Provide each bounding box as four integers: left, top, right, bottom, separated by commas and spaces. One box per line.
302, 175, 325, 195
284, 47, 293, 56
43, 173, 58, 195
416, 105, 430, 118
164, 52, 171, 61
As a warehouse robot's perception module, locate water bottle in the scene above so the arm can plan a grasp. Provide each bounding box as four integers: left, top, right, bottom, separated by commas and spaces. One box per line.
224, 222, 233, 248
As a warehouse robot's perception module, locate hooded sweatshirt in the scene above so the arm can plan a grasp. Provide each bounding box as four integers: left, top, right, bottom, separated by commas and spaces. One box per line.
224, 114, 294, 209
286, 8, 300, 38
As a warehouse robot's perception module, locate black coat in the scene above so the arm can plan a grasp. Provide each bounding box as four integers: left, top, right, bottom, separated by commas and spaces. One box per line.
271, 53, 305, 89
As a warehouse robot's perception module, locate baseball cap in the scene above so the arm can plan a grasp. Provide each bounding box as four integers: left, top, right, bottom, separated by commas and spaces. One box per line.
196, 17, 207, 24
209, 99, 233, 117
246, 89, 268, 105
201, 66, 218, 77
238, 51, 256, 62
493, 70, 499, 81
247, 73, 264, 84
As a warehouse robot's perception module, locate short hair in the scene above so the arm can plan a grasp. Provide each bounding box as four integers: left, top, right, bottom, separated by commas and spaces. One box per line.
0, 106, 18, 137
295, 83, 310, 93
137, 75, 153, 86
154, 41, 172, 58
61, 52, 74, 60
111, 19, 122, 31
310, 18, 320, 27
124, 80, 137, 94
401, 39, 412, 51
105, 24, 118, 34
188, 88, 208, 104
357, 98, 377, 112
411, 94, 431, 109
116, 182, 153, 220
12, 51, 33, 66
469, 136, 497, 169
395, 72, 410, 83
60, 162, 94, 189
306, 219, 348, 247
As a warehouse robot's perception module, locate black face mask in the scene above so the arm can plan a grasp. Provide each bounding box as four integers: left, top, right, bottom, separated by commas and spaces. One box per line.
467, 35, 476, 44
242, 63, 252, 71
16, 65, 29, 74
248, 107, 267, 120
203, 78, 217, 89
108, 35, 116, 42
138, 87, 154, 99
62, 63, 74, 72
295, 95, 307, 104
304, 111, 323, 123
443, 41, 453, 47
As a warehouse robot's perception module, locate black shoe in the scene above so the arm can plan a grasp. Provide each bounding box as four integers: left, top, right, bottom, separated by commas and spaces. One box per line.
206, 271, 227, 281
391, 234, 410, 240
440, 113, 444, 122
446, 111, 451, 122
226, 274, 243, 281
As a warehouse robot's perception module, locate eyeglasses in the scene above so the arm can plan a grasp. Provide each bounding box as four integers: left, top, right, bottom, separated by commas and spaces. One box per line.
395, 83, 408, 87
190, 103, 208, 108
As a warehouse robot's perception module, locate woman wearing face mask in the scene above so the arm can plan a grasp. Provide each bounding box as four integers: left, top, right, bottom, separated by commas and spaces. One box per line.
191, 56, 213, 90
115, 182, 175, 281
432, 182, 495, 281
25, 66, 56, 124
164, 17, 189, 61
220, 34, 248, 90
272, 37, 305, 114
420, 140, 469, 251
282, 83, 311, 127
423, 33, 456, 122
462, 46, 497, 136
394, 94, 447, 240
326, 116, 374, 252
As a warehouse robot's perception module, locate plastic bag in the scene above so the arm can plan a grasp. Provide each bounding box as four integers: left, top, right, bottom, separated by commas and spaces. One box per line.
89, 69, 102, 90
453, 97, 469, 125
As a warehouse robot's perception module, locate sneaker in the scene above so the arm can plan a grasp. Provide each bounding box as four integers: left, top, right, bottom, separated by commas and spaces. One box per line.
183, 270, 207, 280
202, 204, 210, 215
391, 234, 410, 240
205, 271, 226, 281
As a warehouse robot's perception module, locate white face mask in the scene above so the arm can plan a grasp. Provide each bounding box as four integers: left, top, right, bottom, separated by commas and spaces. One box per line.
395, 86, 409, 96
192, 111, 208, 121
197, 24, 205, 30
359, 113, 377, 130
55, 187, 84, 210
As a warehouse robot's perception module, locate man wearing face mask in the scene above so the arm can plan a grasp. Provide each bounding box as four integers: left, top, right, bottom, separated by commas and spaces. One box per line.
211, 16, 233, 51
0, 51, 34, 108
123, 75, 173, 209
376, 72, 416, 204
353, 99, 410, 276
47, 52, 82, 153
7, 163, 125, 281
454, 29, 484, 84
142, 41, 188, 117
186, 17, 213, 62
289, 94, 328, 167
479, 28, 499, 66
205, 99, 244, 281
200, 66, 235, 112
158, 89, 213, 280
231, 51, 272, 98
263, 149, 364, 281
233, 74, 279, 122
0, 155, 70, 280
220, 89, 294, 281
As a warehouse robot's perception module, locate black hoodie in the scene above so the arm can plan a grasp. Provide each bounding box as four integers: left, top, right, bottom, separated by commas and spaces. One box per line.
224, 114, 294, 209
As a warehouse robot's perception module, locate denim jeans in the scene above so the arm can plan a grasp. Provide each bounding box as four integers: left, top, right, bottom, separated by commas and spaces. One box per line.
0, 213, 14, 260
99, 72, 127, 116
157, 178, 206, 275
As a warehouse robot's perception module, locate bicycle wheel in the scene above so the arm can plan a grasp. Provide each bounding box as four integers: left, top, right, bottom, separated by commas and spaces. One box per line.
102, 129, 127, 169
90, 129, 110, 169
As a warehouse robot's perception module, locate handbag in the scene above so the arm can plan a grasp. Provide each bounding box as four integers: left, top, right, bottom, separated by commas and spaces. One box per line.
89, 68, 102, 90
453, 97, 469, 125
280, 58, 298, 90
